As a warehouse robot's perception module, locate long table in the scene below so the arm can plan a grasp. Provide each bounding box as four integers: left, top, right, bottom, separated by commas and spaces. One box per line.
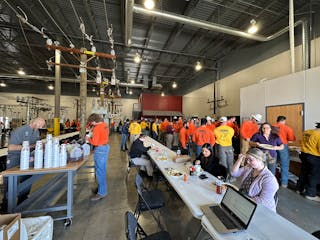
146, 137, 222, 219
1, 157, 89, 225
145, 137, 317, 240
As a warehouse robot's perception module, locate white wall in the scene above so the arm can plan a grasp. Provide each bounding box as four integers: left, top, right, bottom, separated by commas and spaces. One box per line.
0, 93, 138, 122
183, 37, 320, 118
240, 65, 320, 129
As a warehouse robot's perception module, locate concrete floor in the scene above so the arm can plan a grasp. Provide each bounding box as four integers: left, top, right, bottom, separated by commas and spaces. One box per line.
52, 134, 320, 240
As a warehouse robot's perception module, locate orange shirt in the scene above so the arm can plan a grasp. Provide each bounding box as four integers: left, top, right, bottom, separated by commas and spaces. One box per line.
192, 125, 215, 146
173, 122, 181, 133
188, 122, 196, 136
240, 120, 258, 139
160, 121, 169, 132
227, 121, 239, 137
206, 124, 216, 132
179, 127, 189, 149
89, 122, 109, 146
273, 123, 295, 144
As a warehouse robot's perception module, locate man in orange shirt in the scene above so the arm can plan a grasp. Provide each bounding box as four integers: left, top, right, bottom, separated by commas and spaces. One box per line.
86, 113, 110, 201
206, 116, 216, 132
192, 118, 215, 157
240, 114, 262, 154
273, 116, 296, 187
179, 121, 190, 155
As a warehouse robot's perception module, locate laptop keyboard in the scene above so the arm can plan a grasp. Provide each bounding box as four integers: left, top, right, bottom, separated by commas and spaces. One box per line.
210, 206, 238, 229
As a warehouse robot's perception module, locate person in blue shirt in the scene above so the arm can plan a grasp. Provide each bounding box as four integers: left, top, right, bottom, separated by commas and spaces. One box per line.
121, 119, 130, 151
250, 122, 284, 175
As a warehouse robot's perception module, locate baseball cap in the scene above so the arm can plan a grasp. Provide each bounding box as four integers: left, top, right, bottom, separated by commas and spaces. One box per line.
206, 116, 212, 121
219, 116, 227, 122
252, 114, 262, 122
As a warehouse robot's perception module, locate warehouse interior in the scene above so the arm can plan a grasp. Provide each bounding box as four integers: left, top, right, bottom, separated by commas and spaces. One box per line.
1, 0, 320, 239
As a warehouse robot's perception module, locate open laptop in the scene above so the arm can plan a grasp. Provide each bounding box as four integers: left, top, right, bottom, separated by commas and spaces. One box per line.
201, 186, 257, 233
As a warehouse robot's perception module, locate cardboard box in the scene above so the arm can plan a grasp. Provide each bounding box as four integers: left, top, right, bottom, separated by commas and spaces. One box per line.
0, 214, 21, 240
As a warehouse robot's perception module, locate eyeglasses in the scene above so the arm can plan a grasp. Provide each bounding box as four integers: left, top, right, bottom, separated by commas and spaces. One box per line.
245, 157, 256, 162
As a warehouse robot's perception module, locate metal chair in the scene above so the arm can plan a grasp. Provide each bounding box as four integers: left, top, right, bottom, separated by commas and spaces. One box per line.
134, 173, 165, 229
126, 154, 143, 182
125, 211, 171, 240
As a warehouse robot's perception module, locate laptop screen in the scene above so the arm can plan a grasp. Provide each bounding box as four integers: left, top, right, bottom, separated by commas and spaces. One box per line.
221, 187, 257, 228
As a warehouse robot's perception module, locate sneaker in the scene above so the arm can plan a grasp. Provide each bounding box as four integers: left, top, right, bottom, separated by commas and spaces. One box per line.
90, 194, 106, 201
305, 195, 320, 202
281, 184, 288, 188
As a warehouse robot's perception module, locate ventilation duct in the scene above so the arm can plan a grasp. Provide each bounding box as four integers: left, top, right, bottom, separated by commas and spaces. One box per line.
151, 76, 162, 90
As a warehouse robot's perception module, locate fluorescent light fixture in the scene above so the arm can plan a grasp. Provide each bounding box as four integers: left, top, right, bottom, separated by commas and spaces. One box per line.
17, 69, 26, 75
129, 89, 133, 95
134, 53, 141, 63
161, 91, 165, 96
0, 82, 6, 87
144, 0, 155, 10
248, 19, 258, 34
130, 79, 135, 84
172, 82, 177, 88
195, 61, 202, 71
48, 84, 54, 90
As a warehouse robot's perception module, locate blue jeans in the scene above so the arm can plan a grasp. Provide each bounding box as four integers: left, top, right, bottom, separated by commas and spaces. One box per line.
94, 145, 110, 196
277, 144, 289, 185
196, 145, 202, 158
121, 134, 128, 150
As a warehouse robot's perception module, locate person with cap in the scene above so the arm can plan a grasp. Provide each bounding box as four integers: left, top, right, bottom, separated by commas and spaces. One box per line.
192, 118, 215, 157
250, 122, 284, 175
231, 148, 279, 212
273, 116, 296, 187
240, 114, 262, 154
206, 116, 216, 132
214, 116, 235, 175
296, 123, 320, 202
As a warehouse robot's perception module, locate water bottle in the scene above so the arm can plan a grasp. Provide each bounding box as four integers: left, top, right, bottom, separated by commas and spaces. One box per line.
59, 144, 67, 167
20, 141, 30, 170
44, 139, 53, 168
34, 140, 43, 169
82, 143, 91, 156
52, 138, 60, 168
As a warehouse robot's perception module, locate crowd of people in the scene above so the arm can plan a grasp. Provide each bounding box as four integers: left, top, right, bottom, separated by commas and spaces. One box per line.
122, 113, 319, 210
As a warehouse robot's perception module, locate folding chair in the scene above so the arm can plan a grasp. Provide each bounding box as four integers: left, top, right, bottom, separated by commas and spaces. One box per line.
134, 173, 165, 230
126, 154, 143, 182
125, 211, 171, 240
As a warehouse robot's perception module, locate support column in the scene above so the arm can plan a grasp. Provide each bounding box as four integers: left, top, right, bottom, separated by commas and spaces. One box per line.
54, 49, 61, 136
79, 49, 87, 140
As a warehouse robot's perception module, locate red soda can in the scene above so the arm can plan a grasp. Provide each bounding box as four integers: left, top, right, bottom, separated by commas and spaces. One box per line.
216, 180, 222, 194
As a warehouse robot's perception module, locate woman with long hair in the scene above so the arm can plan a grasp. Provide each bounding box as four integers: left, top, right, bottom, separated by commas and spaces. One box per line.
250, 122, 284, 175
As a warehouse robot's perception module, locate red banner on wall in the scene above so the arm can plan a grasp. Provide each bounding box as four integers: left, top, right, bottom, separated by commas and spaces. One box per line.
141, 93, 182, 112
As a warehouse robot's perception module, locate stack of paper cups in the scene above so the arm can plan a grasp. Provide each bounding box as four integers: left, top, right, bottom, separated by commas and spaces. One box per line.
52, 138, 60, 168
34, 140, 43, 169
60, 144, 67, 167
20, 141, 30, 170
44, 138, 53, 168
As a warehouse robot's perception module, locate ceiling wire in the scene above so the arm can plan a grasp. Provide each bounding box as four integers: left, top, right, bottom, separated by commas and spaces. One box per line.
37, 0, 75, 47
18, 18, 42, 70
68, 0, 82, 26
